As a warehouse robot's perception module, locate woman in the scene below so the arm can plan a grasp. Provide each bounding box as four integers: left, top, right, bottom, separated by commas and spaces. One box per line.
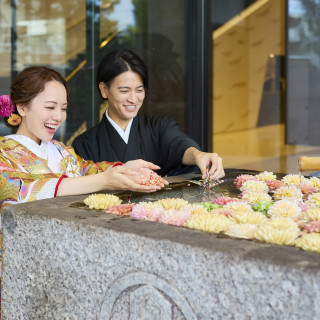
0, 66, 167, 212
72, 49, 225, 180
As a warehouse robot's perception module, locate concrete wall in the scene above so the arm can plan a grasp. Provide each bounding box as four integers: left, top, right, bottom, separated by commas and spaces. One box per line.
2, 194, 320, 319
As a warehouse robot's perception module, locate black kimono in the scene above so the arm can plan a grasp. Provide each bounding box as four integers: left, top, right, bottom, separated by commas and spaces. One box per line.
72, 114, 201, 176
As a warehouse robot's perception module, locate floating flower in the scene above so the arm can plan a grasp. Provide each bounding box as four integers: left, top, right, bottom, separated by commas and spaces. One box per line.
234, 174, 257, 190
273, 185, 303, 200
225, 223, 257, 239
195, 202, 221, 211
184, 212, 232, 233
229, 210, 267, 225
105, 203, 134, 215
295, 233, 320, 253
305, 192, 320, 207
84, 194, 122, 210
214, 196, 241, 206
254, 218, 300, 245
212, 208, 234, 218
264, 180, 285, 191
158, 209, 190, 226
251, 200, 274, 216
130, 203, 162, 221
186, 204, 207, 215
224, 201, 253, 212
299, 207, 320, 221
240, 191, 272, 204
301, 221, 320, 233
308, 177, 320, 190
156, 198, 189, 210
256, 171, 277, 181
268, 199, 301, 218
293, 183, 318, 195
282, 174, 307, 185
240, 180, 269, 193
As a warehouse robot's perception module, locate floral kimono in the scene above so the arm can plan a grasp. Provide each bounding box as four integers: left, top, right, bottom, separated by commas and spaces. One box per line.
0, 135, 116, 210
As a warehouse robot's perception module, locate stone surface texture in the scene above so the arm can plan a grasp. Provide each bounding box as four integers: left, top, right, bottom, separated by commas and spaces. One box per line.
2, 169, 320, 319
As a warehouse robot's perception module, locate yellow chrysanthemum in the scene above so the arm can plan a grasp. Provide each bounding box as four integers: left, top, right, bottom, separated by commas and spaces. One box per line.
229, 210, 267, 225
254, 217, 300, 245
273, 185, 303, 200
305, 192, 320, 207
240, 180, 269, 193
225, 223, 257, 239
137, 201, 161, 209
308, 177, 320, 190
268, 199, 301, 218
185, 204, 207, 215
84, 194, 122, 210
299, 207, 320, 221
241, 192, 272, 204
184, 212, 232, 233
281, 174, 308, 185
224, 201, 254, 212
295, 233, 320, 253
156, 198, 189, 210
256, 171, 277, 181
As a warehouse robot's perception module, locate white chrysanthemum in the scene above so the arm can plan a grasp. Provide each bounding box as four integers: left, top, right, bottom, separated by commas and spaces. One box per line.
184, 212, 232, 233
281, 174, 308, 185
241, 192, 272, 204
185, 204, 207, 215
84, 194, 122, 210
305, 192, 320, 207
138, 201, 161, 209
156, 198, 189, 210
254, 217, 300, 245
295, 233, 320, 253
224, 201, 254, 212
256, 171, 277, 181
229, 210, 267, 225
299, 207, 320, 221
240, 180, 269, 193
273, 185, 303, 200
225, 224, 257, 239
268, 199, 302, 218
308, 177, 320, 189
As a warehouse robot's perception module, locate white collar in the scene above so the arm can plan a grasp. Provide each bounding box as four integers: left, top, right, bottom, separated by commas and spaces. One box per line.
105, 109, 133, 144
6, 134, 49, 159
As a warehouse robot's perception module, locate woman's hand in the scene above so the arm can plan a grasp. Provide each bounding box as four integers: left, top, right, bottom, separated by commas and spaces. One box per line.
103, 165, 167, 192
123, 159, 168, 187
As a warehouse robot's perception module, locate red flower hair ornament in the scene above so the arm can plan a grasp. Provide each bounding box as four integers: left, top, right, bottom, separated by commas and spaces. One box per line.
0, 95, 21, 126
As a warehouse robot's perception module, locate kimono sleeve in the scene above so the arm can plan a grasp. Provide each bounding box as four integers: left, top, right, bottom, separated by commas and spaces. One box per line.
62, 145, 120, 176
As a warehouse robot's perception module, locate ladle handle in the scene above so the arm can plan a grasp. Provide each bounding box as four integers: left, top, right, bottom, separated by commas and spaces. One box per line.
298, 156, 320, 171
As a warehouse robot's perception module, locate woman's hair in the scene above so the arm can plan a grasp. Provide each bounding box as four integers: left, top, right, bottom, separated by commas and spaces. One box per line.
97, 49, 148, 99
5, 66, 70, 128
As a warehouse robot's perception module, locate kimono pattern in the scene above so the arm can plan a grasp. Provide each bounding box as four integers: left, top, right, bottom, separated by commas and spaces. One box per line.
0, 136, 114, 210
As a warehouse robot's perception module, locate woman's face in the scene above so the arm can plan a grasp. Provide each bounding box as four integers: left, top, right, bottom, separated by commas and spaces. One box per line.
99, 71, 145, 130
16, 80, 68, 144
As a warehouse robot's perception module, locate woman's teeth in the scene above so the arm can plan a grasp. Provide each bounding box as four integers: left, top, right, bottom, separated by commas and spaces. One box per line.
45, 124, 57, 130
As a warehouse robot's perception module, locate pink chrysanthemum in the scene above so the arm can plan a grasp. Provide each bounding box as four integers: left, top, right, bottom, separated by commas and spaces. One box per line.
158, 209, 191, 226
105, 203, 135, 215
298, 201, 309, 212
301, 221, 320, 233
130, 203, 162, 221
240, 180, 269, 193
234, 174, 258, 190
264, 180, 285, 191
0, 95, 15, 117
214, 196, 241, 206
293, 183, 318, 195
